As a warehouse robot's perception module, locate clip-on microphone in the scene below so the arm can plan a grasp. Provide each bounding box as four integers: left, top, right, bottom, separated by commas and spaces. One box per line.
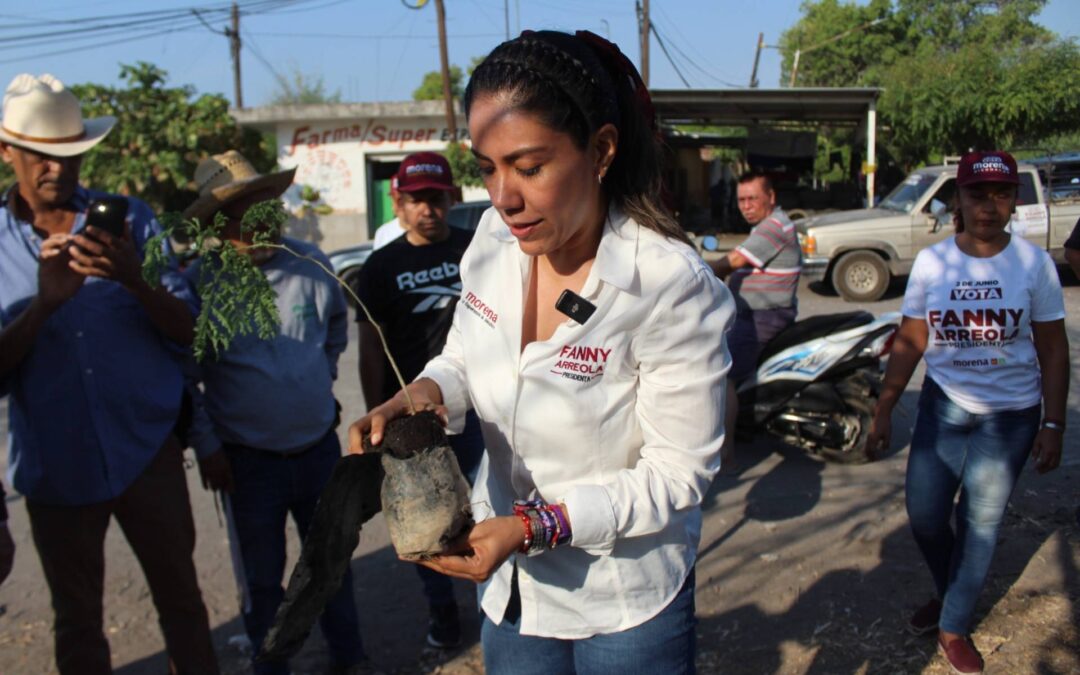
555, 289, 596, 324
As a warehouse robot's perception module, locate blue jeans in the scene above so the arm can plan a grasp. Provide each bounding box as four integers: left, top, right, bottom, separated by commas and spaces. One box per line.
481, 568, 696, 675
905, 378, 1039, 635
416, 410, 485, 609
226, 429, 366, 675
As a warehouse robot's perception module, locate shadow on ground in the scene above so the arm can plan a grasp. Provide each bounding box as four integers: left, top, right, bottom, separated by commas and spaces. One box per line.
115, 542, 482, 675
695, 464, 1079, 674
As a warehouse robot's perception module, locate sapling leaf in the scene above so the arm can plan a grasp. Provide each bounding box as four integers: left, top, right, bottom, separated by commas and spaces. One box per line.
143, 198, 415, 412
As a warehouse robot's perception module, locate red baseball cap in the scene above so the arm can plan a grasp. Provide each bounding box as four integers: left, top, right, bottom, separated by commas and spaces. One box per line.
957, 151, 1020, 187
395, 151, 455, 192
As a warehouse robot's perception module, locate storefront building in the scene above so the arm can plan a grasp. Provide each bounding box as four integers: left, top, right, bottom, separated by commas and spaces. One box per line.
232, 101, 485, 252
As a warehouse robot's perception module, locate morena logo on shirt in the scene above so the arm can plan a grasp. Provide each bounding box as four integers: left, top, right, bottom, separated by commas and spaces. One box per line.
551, 344, 611, 383
463, 291, 498, 328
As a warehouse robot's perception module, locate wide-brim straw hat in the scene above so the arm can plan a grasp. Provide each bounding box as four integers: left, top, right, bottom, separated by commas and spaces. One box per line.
183, 150, 296, 223
0, 73, 115, 157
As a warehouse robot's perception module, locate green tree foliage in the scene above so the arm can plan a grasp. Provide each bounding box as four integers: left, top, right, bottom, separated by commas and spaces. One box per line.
413, 65, 463, 101
443, 142, 483, 188
780, 0, 1080, 166
780, 0, 898, 87
269, 70, 342, 105
0, 63, 274, 214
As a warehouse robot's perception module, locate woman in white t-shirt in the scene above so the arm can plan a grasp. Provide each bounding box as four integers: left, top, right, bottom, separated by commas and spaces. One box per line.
866, 151, 1069, 674
349, 31, 732, 674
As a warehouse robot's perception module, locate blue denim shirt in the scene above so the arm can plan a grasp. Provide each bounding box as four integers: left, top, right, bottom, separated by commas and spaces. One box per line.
0, 186, 195, 505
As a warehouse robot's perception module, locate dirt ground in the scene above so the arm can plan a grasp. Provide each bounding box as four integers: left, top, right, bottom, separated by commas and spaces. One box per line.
1, 275, 1078, 675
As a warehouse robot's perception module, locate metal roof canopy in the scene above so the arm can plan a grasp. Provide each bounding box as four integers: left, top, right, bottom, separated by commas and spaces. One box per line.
650, 87, 881, 126
651, 87, 883, 197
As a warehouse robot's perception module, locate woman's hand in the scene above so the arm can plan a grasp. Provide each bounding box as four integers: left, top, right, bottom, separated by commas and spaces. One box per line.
864, 410, 892, 460
1030, 427, 1063, 474
347, 378, 447, 452
413, 516, 525, 583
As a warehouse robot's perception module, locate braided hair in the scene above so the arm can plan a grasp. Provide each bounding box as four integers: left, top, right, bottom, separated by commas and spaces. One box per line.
464, 30, 689, 246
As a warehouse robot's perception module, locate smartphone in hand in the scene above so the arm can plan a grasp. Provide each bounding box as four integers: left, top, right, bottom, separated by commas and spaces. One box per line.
85, 196, 129, 239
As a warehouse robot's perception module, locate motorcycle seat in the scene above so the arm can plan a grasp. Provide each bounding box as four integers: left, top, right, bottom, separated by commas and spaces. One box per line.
757, 311, 874, 365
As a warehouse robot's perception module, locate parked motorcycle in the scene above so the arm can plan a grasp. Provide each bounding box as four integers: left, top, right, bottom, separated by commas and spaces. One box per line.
736, 310, 901, 464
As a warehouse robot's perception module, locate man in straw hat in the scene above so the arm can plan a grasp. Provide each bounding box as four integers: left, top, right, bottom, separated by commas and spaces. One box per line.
182, 151, 369, 674
0, 74, 218, 673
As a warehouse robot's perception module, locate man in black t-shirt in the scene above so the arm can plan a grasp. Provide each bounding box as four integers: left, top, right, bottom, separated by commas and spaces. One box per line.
354, 151, 482, 650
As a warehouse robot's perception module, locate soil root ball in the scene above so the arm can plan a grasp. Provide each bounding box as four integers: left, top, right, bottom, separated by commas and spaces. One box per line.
377, 410, 474, 560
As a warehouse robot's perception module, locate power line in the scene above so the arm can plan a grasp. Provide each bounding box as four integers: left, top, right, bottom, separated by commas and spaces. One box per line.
0, 19, 205, 65
652, 2, 741, 87
0, 0, 317, 64
649, 22, 689, 87
651, 20, 741, 88
248, 30, 503, 39
241, 28, 290, 92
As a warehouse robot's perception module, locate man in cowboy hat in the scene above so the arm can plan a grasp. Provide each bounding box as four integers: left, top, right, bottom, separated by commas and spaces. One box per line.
182, 150, 368, 675
0, 74, 218, 673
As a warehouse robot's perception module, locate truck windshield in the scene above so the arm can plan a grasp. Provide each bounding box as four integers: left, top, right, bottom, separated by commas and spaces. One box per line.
880, 173, 937, 213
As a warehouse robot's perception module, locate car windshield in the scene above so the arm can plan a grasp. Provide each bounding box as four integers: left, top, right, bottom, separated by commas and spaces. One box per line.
879, 173, 937, 213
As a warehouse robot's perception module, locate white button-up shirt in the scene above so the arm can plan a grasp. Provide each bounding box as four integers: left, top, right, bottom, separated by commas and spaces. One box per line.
420, 208, 733, 639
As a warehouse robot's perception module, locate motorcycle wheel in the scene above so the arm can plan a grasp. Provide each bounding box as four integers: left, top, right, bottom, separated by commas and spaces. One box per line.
813, 395, 874, 464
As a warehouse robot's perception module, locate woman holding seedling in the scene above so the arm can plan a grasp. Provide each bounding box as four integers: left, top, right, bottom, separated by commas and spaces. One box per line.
866, 151, 1069, 675
350, 30, 732, 674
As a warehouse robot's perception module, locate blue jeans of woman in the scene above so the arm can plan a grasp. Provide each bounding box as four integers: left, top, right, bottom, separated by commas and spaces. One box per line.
481, 568, 696, 675
905, 378, 1039, 635
225, 429, 366, 675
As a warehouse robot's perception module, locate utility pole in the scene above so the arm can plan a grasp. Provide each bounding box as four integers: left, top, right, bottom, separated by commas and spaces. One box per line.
504, 0, 510, 40
749, 32, 763, 88
640, 0, 650, 86
227, 2, 243, 108
434, 0, 457, 141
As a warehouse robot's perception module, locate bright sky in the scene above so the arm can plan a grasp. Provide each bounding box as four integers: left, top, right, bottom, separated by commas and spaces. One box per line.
2, 0, 1078, 106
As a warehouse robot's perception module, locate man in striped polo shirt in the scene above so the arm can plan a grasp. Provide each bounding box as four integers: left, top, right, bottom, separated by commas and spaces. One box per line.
710, 171, 802, 466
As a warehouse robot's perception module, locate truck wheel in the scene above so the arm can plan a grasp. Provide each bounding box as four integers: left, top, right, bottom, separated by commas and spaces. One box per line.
832, 251, 890, 302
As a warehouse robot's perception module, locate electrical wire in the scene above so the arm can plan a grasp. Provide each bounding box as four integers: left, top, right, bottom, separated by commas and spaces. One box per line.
651, 20, 741, 88
652, 2, 741, 86
248, 31, 503, 39
241, 27, 291, 92
0, 0, 318, 64
649, 22, 690, 87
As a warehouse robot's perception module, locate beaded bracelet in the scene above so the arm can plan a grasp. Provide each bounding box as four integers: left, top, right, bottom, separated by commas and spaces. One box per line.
517, 512, 533, 552
513, 498, 572, 555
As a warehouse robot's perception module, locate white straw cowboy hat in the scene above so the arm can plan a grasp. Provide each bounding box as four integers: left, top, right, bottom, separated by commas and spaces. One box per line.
0, 73, 115, 157
183, 150, 296, 222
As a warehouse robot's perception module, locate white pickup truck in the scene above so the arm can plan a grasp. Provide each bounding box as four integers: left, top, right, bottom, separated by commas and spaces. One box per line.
798, 163, 1080, 302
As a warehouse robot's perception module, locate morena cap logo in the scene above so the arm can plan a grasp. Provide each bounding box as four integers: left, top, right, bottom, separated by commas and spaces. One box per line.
396, 151, 454, 192
957, 150, 1019, 187
405, 163, 445, 176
